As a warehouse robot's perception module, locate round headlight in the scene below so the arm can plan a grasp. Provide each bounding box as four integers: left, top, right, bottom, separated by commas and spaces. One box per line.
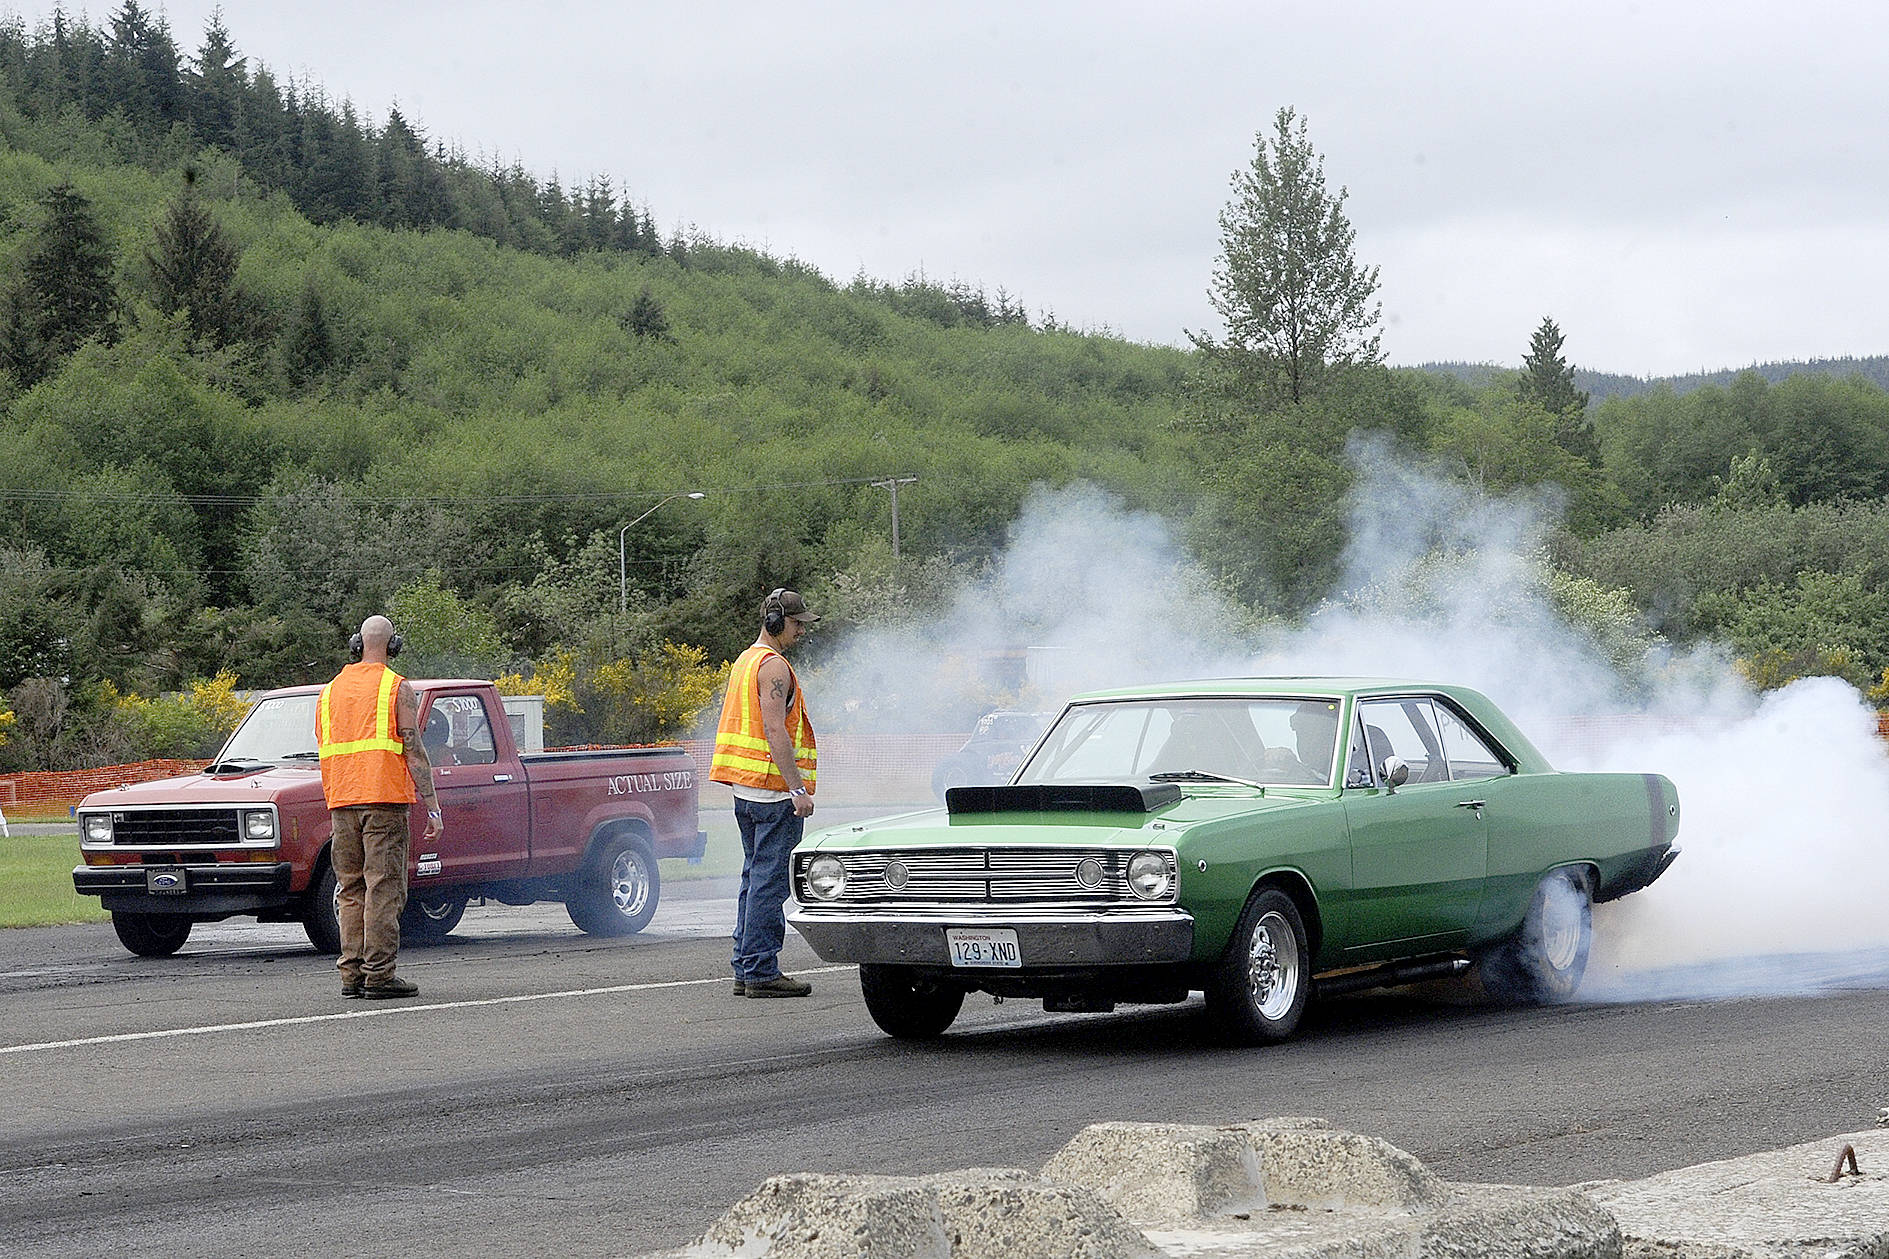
1126, 851, 1171, 900
1074, 857, 1104, 889
806, 854, 847, 901
883, 859, 909, 891
244, 810, 276, 841
83, 814, 114, 844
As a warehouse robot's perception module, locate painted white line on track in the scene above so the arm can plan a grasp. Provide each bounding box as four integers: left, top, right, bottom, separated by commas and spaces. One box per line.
0, 965, 858, 1057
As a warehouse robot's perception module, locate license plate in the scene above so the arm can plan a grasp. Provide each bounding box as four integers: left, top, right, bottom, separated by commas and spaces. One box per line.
946, 927, 1021, 968
145, 868, 187, 894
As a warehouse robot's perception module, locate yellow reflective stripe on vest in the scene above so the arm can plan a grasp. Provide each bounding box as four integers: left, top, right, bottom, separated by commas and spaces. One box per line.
317, 668, 402, 759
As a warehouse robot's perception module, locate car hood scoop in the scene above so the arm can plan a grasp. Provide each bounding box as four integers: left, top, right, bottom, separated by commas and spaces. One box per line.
944, 782, 1182, 815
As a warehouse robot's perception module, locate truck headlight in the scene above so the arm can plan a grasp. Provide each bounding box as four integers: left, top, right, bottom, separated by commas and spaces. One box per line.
805, 854, 847, 901
243, 810, 277, 842
1127, 851, 1171, 900
83, 814, 113, 844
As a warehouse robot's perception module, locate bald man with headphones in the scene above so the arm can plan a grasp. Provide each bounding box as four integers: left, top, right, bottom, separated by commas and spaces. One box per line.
708, 589, 820, 998
317, 615, 443, 999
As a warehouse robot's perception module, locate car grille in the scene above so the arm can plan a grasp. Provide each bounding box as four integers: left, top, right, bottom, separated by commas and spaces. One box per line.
804, 846, 1175, 905
104, 808, 245, 847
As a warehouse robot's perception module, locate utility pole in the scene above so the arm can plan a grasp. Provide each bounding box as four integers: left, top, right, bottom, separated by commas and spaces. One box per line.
871, 476, 918, 562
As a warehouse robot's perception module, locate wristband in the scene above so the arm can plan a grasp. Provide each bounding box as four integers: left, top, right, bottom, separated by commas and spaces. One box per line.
789, 788, 808, 798
427, 809, 442, 820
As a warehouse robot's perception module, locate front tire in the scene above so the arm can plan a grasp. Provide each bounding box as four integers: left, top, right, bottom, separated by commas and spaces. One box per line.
111, 911, 192, 957
566, 835, 660, 936
860, 964, 965, 1039
1476, 867, 1592, 1004
1205, 888, 1311, 1044
401, 891, 467, 944
302, 860, 342, 955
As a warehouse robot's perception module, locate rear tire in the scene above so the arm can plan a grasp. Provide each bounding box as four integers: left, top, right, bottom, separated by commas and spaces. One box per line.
860, 964, 965, 1039
566, 835, 660, 936
111, 911, 192, 957
1476, 867, 1592, 1004
1204, 888, 1311, 1045
400, 891, 467, 944
302, 860, 342, 955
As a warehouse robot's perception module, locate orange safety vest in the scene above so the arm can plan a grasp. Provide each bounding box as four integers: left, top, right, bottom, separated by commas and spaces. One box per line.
709, 644, 817, 793
316, 663, 415, 808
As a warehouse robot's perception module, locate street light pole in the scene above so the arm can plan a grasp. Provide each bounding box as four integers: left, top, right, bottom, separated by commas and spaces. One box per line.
870, 476, 918, 562
619, 491, 705, 614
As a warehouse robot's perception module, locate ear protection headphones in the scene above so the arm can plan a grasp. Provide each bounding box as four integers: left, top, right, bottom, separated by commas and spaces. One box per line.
348, 628, 405, 659
762, 589, 787, 636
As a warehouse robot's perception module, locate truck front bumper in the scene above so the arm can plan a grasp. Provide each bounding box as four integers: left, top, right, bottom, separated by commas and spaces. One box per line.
73, 862, 295, 916
785, 905, 1194, 967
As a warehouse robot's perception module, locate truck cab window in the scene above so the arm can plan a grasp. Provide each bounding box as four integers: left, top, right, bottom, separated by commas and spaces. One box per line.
426, 694, 498, 766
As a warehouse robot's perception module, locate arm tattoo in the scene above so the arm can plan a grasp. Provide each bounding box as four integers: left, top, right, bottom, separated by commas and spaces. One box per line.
769, 677, 788, 701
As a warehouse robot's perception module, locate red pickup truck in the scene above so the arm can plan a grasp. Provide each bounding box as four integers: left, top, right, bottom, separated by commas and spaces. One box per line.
72, 679, 703, 957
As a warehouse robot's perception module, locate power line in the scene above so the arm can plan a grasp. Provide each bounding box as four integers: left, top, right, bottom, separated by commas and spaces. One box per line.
0, 472, 921, 508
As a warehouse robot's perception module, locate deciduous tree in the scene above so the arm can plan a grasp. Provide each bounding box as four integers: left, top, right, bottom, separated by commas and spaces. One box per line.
1202, 106, 1382, 407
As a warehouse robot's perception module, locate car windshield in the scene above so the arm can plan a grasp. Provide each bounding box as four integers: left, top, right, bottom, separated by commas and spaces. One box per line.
215, 694, 320, 764
1014, 697, 1342, 788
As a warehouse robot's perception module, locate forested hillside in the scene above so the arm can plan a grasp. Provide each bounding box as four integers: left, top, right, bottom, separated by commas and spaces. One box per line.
1417, 356, 1889, 406
1, 6, 1886, 773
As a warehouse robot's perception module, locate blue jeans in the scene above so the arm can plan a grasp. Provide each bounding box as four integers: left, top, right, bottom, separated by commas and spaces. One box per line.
732, 797, 804, 982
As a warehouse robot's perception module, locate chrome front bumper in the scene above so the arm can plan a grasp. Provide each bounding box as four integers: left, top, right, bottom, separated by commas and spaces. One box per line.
786, 905, 1194, 967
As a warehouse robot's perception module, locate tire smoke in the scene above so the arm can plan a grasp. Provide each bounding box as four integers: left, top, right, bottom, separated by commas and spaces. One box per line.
807, 440, 1889, 1000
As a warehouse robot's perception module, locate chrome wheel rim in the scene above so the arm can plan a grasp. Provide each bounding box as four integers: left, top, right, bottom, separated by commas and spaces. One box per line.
1540, 881, 1585, 972
609, 849, 650, 918
416, 896, 457, 922
1246, 910, 1301, 1021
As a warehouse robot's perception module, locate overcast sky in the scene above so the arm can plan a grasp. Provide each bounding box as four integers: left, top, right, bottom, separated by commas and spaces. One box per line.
27, 1, 1889, 376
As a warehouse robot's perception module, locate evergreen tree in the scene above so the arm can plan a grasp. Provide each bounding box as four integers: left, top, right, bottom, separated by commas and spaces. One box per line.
145, 170, 249, 346
1519, 316, 1598, 463
1202, 106, 1381, 407
187, 8, 245, 151
620, 285, 674, 342
2, 181, 118, 385
279, 279, 335, 389
105, 1, 184, 133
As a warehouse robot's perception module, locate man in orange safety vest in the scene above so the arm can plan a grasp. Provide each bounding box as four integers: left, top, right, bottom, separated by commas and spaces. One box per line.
317, 615, 443, 1000
709, 588, 819, 998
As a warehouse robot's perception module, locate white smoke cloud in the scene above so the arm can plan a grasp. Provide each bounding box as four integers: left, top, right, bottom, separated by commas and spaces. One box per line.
809, 482, 1257, 731
809, 439, 1889, 999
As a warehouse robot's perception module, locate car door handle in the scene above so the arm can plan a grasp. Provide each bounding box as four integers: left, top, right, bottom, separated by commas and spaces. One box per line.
1456, 799, 1485, 811
493, 774, 512, 783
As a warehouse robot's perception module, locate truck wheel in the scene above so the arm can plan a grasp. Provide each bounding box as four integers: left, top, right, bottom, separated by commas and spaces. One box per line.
1204, 887, 1310, 1045
860, 965, 965, 1039
566, 835, 659, 936
1475, 868, 1592, 1005
401, 891, 467, 944
302, 860, 342, 955
111, 911, 192, 957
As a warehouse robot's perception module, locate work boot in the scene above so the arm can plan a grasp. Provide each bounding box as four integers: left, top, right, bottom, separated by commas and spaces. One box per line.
744, 975, 812, 998
362, 976, 420, 1000
341, 980, 364, 999
731, 979, 746, 996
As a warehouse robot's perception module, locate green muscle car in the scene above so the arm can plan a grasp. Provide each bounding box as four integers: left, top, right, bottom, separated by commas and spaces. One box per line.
788, 678, 1680, 1043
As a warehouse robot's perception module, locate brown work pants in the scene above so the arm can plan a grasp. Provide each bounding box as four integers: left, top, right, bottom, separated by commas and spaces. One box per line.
331, 804, 411, 985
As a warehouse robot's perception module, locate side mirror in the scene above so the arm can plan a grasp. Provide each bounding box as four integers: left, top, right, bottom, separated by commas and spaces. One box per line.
1380, 756, 1410, 793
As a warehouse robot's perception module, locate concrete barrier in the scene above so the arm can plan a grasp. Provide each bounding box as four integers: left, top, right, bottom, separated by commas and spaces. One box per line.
647, 1118, 1622, 1258
650, 1119, 1889, 1258
1587, 1128, 1889, 1258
